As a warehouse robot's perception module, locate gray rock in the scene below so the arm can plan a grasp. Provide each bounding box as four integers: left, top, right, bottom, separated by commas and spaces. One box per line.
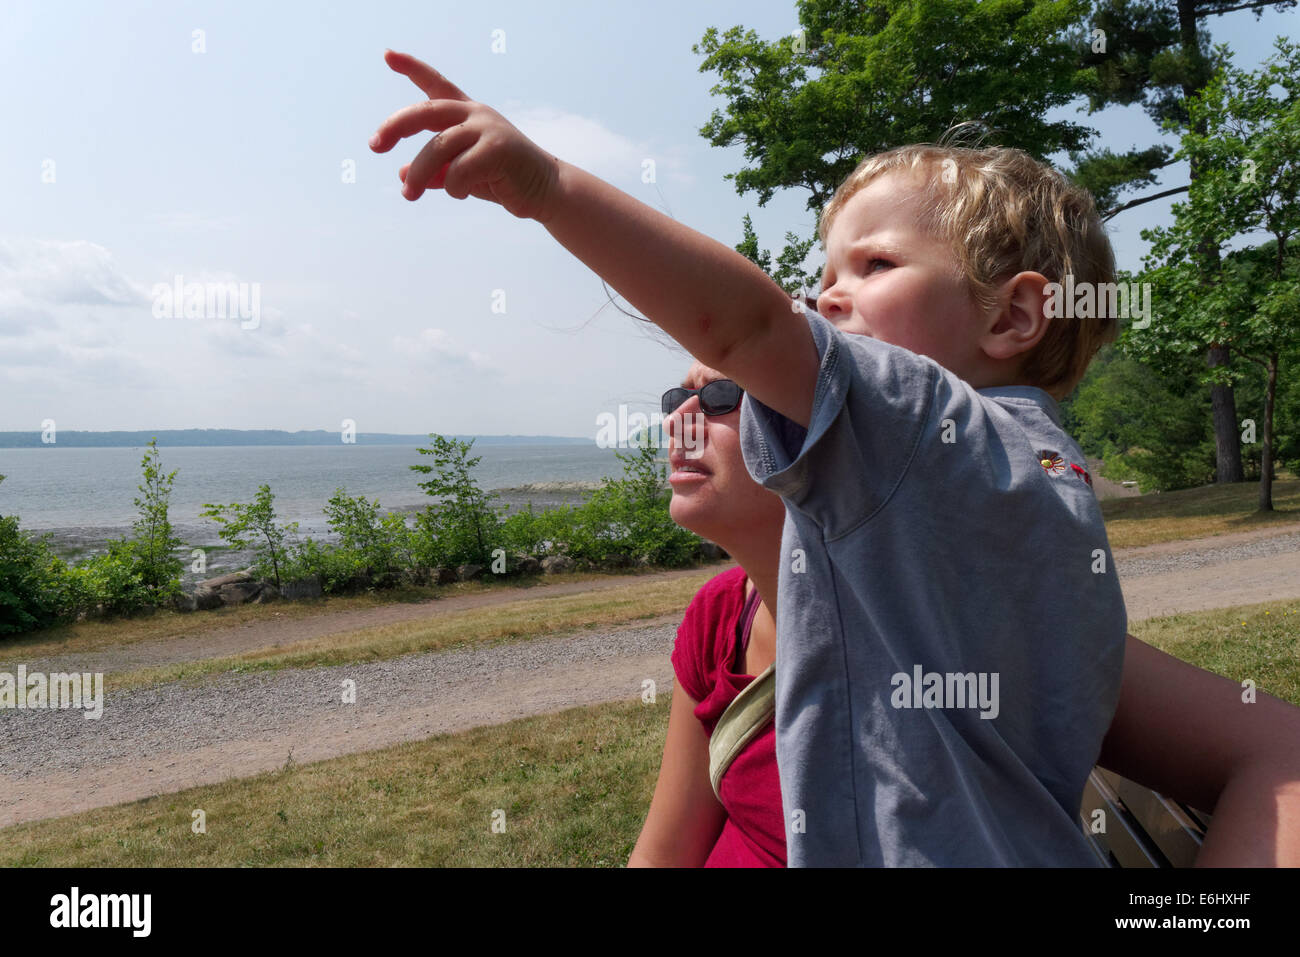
252, 584, 281, 604
541, 555, 575, 575
456, 563, 485, 581
280, 576, 324, 600
200, 570, 254, 590
430, 566, 459, 585
514, 556, 542, 576
172, 592, 199, 613
218, 582, 262, 606
192, 587, 224, 611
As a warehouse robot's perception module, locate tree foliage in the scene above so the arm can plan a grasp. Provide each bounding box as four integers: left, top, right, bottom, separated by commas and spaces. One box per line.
1133, 38, 1300, 505
201, 484, 299, 588
126, 439, 184, 603
694, 0, 1099, 291
1063, 345, 1216, 491
1073, 0, 1295, 215
410, 434, 503, 567
0, 475, 86, 635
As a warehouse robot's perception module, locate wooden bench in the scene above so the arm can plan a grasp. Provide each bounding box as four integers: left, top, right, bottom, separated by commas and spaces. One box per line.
1080, 767, 1213, 867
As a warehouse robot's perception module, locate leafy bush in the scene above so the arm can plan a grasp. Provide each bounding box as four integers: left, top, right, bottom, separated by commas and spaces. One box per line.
77, 541, 157, 617
71, 439, 186, 617
403, 436, 697, 573
282, 537, 368, 594
410, 435, 504, 567
1271, 353, 1300, 475
201, 484, 299, 588
319, 488, 418, 588
127, 439, 185, 604
498, 504, 573, 559
1062, 346, 1216, 492
566, 445, 699, 567
2, 444, 190, 633
0, 493, 86, 636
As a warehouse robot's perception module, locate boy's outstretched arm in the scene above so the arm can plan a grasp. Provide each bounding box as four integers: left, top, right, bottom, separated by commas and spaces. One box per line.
541, 160, 817, 427
370, 50, 818, 427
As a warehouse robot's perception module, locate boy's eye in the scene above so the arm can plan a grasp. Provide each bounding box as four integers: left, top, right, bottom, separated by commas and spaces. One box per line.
818, 256, 892, 294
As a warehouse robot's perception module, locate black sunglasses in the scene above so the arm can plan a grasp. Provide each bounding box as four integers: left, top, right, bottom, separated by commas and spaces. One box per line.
661, 379, 745, 417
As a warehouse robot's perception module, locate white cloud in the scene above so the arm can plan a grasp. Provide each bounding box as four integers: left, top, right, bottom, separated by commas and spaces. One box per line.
0, 238, 146, 309
505, 104, 694, 190
392, 326, 493, 371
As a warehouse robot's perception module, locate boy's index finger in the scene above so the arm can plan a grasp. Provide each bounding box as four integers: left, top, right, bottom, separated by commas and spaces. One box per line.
384, 50, 471, 102
370, 99, 473, 153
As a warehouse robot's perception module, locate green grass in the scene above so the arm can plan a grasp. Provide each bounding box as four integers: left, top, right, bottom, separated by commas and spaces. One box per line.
1102, 475, 1300, 549
0, 696, 670, 867
1129, 597, 1300, 705
3, 596, 1297, 867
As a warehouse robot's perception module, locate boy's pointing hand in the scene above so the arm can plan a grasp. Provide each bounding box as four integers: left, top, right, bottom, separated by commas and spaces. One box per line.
370, 50, 561, 222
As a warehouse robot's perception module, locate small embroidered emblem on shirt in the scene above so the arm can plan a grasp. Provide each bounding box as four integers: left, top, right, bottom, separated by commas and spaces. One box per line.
1071, 462, 1093, 486
1037, 450, 1066, 476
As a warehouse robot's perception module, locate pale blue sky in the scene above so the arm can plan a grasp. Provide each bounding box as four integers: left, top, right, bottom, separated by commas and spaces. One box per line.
1, 0, 1294, 437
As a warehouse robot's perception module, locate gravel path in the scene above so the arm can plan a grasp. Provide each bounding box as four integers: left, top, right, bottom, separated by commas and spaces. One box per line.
2, 524, 1299, 830
0, 617, 679, 828
1115, 526, 1300, 579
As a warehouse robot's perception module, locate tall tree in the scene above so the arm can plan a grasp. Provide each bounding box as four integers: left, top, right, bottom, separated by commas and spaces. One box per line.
696, 0, 1294, 484
694, 0, 1100, 293
1074, 0, 1296, 482
1135, 38, 1300, 509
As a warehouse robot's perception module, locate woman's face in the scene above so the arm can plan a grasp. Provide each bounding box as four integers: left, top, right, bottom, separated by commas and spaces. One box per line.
664, 361, 785, 546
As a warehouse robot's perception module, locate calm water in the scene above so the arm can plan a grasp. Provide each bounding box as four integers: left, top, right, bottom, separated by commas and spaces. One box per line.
0, 444, 626, 557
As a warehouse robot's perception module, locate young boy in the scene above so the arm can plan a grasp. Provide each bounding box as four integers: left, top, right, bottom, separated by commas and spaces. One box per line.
371, 50, 1127, 866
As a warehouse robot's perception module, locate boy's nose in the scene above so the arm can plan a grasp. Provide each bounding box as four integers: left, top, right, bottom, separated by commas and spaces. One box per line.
817, 286, 848, 318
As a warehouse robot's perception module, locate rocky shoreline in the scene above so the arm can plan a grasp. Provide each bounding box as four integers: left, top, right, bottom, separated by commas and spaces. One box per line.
26, 484, 609, 587
172, 541, 727, 614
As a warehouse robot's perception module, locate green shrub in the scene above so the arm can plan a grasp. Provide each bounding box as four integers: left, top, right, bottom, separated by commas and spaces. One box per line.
202, 484, 299, 588
566, 445, 699, 567
322, 489, 415, 587
1062, 346, 1216, 492
1, 445, 188, 634
127, 439, 185, 605
77, 541, 156, 617
499, 504, 576, 559
283, 538, 367, 594
410, 435, 504, 567
0, 503, 86, 635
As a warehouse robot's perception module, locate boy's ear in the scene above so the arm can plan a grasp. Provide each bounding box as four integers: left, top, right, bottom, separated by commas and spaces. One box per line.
979, 271, 1051, 361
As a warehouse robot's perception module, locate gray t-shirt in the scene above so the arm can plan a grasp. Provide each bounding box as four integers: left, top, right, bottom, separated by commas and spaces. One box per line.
739, 304, 1127, 866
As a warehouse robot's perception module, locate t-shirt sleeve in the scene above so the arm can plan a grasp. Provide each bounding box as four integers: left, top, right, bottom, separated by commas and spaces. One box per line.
739, 302, 941, 537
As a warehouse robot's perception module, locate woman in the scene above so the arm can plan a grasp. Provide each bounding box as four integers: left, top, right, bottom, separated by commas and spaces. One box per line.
628, 361, 1300, 867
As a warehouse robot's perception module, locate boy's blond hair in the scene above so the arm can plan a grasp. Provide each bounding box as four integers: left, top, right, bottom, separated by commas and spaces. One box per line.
817, 144, 1119, 400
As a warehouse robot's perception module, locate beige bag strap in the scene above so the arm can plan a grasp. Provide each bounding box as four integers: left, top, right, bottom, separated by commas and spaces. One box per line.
708, 663, 776, 800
